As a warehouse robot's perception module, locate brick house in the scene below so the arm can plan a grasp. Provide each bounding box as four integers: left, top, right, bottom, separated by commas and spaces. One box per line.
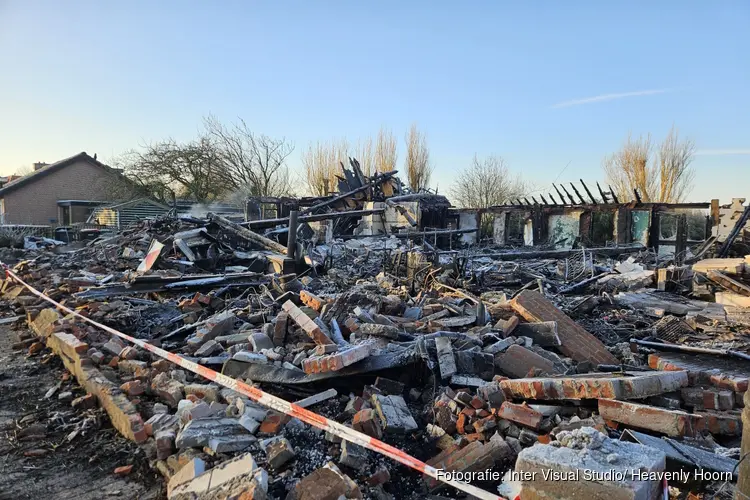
0, 152, 135, 226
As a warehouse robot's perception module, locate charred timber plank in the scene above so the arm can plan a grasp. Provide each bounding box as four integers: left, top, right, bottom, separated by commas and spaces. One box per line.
209, 213, 287, 254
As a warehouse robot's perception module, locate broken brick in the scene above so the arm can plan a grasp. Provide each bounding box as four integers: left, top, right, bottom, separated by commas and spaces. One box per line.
496, 344, 560, 378
510, 290, 617, 364
302, 343, 371, 374
598, 399, 703, 437
282, 300, 334, 345
352, 409, 382, 438
300, 290, 326, 311
500, 370, 688, 400
497, 402, 543, 430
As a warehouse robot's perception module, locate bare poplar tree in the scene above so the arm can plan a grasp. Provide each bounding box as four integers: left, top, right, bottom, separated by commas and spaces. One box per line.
354, 137, 375, 177
302, 138, 349, 196
374, 127, 398, 173
450, 155, 528, 208
603, 128, 695, 203
603, 133, 655, 201
656, 126, 695, 203
403, 123, 433, 191
202, 115, 294, 198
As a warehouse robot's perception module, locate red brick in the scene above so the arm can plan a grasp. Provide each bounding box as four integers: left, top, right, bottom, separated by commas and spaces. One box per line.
352, 408, 382, 438
503, 315, 519, 336
472, 415, 497, 433
282, 300, 334, 345
598, 399, 703, 437
496, 345, 560, 378
497, 402, 543, 429
500, 371, 687, 400
302, 343, 371, 374
424, 441, 496, 491
259, 413, 290, 434
510, 290, 617, 364
456, 413, 468, 434
367, 467, 391, 486
470, 396, 486, 409
697, 410, 742, 436
120, 380, 145, 397
300, 290, 326, 311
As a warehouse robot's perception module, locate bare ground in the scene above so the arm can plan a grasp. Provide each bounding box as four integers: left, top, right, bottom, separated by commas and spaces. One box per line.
0, 324, 164, 500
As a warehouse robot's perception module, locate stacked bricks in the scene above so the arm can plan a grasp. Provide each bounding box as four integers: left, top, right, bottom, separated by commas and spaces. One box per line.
509, 290, 617, 365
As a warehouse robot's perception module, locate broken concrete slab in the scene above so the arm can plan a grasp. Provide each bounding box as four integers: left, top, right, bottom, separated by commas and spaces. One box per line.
515, 436, 666, 500
175, 417, 249, 449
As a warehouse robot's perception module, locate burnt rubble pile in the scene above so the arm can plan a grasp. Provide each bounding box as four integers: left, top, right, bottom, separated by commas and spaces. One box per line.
1, 174, 749, 499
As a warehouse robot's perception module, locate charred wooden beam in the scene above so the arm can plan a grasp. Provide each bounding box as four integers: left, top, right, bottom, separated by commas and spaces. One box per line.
596, 182, 609, 204
548, 193, 559, 205
552, 184, 567, 205
531, 196, 540, 205
299, 170, 397, 215
580, 179, 598, 204
208, 213, 287, 255
608, 185, 619, 204
569, 182, 587, 204
633, 189, 642, 204
559, 184, 577, 204
243, 208, 385, 229
539, 194, 550, 205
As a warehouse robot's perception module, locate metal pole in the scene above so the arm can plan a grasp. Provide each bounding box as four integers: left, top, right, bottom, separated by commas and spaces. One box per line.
286, 210, 299, 259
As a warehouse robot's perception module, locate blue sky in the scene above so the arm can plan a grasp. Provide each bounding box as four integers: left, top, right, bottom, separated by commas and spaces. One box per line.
1, 1, 748, 202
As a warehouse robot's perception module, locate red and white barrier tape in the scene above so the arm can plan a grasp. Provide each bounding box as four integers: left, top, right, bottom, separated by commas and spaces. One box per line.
3, 265, 502, 500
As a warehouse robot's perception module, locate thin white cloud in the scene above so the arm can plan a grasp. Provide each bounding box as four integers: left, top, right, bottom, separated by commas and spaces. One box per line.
695, 149, 750, 156
552, 88, 672, 109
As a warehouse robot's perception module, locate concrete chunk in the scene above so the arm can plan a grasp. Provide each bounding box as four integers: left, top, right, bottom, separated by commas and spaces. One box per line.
515, 437, 666, 500
175, 417, 248, 449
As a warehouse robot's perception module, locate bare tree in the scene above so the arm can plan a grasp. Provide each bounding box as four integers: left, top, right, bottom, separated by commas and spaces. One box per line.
202, 115, 294, 198
450, 155, 529, 208
656, 126, 695, 203
353, 137, 375, 177
403, 124, 433, 191
13, 165, 33, 177
302, 138, 349, 196
603, 128, 695, 203
374, 127, 398, 173
603, 133, 655, 201
119, 138, 226, 203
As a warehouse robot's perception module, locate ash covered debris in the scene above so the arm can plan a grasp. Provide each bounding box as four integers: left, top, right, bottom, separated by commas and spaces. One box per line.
0, 168, 748, 500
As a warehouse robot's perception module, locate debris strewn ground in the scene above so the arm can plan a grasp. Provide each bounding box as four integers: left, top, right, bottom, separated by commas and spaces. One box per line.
0, 167, 747, 500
